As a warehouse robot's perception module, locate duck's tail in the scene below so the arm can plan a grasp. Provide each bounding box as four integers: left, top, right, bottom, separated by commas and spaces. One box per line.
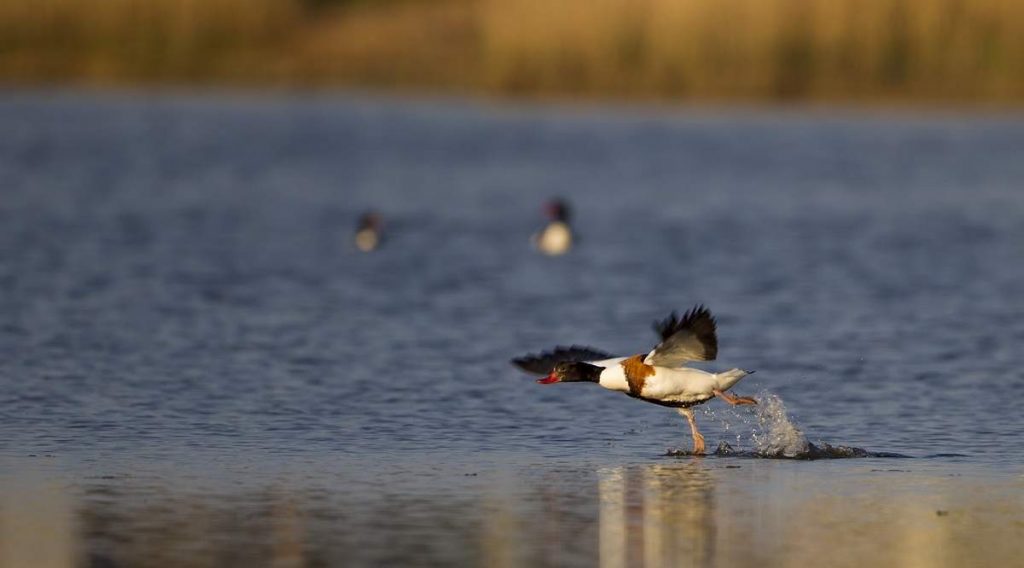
716, 368, 754, 391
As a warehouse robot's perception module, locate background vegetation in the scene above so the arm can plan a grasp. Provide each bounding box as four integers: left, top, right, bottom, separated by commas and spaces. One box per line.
1, 0, 1022, 104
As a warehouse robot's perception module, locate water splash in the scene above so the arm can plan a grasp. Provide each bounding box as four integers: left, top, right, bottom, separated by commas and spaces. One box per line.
668, 392, 908, 459
750, 393, 810, 458
695, 391, 808, 457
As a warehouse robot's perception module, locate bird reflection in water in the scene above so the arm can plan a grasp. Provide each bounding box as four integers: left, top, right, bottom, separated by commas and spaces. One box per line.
7, 461, 1021, 567
598, 463, 715, 568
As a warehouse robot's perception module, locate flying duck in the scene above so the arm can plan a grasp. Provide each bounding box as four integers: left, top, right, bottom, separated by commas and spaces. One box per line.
512, 306, 756, 455
532, 199, 573, 255
354, 211, 382, 252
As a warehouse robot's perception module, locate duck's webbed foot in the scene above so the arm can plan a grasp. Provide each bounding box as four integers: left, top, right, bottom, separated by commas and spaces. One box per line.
713, 389, 758, 406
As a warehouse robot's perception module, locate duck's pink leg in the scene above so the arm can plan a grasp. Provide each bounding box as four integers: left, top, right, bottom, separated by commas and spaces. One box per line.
713, 389, 758, 405
676, 408, 705, 455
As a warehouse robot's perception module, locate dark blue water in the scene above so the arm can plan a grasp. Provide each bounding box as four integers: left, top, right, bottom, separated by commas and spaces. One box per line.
0, 93, 1022, 566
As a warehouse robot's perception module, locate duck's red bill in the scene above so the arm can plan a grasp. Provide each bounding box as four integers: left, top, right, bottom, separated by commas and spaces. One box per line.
537, 374, 560, 384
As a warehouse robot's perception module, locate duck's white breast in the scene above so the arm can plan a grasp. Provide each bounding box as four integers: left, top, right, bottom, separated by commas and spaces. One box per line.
355, 229, 379, 251
535, 222, 572, 255
593, 358, 630, 393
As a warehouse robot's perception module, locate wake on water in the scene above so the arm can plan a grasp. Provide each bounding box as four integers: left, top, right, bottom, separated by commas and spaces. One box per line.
667, 392, 908, 459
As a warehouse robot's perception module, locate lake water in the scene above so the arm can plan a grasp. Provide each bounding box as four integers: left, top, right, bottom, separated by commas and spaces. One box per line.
0, 93, 1022, 567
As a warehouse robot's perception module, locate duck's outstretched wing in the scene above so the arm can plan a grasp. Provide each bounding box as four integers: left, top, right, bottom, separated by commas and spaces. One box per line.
644, 305, 718, 367
511, 345, 615, 375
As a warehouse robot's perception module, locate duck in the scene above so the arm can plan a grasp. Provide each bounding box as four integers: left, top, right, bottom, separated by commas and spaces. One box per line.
532, 199, 573, 255
512, 305, 757, 455
354, 211, 382, 252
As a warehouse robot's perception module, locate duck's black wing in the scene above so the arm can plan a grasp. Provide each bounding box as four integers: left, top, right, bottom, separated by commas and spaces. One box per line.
645, 305, 718, 366
511, 345, 615, 375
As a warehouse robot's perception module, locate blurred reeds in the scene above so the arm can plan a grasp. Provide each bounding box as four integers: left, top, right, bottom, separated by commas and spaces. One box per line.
1, 0, 1022, 103
481, 0, 1024, 102
0, 0, 301, 83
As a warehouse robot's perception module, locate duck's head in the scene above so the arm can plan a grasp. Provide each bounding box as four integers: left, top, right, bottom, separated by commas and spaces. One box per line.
357, 211, 382, 232
537, 361, 602, 384
545, 199, 570, 223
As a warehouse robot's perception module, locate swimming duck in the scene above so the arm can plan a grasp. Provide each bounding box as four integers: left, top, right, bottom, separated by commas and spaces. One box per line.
354, 211, 382, 252
512, 306, 756, 455
533, 199, 573, 255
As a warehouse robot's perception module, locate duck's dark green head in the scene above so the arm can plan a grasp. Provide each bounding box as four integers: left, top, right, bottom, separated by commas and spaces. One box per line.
537, 362, 602, 384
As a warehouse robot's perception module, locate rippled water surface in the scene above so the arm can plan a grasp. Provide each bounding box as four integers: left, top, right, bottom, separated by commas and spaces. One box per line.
1, 94, 1022, 567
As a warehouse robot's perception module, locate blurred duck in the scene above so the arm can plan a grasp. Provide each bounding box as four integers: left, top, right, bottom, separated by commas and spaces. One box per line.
512, 306, 756, 455
533, 199, 573, 255
354, 211, 382, 252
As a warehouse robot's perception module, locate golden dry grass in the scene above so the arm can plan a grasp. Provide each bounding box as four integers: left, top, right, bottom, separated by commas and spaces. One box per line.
478, 0, 1024, 102
0, 0, 1022, 103
0, 0, 302, 83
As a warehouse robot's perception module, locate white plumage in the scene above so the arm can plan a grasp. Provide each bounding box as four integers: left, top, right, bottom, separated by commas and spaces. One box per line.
534, 221, 572, 255
589, 357, 750, 404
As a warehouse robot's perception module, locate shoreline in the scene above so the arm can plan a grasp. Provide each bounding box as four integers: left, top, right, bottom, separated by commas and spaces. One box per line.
3, 87, 1024, 119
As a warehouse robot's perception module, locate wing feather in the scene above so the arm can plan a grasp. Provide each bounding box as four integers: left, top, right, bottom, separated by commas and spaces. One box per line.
511, 345, 614, 375
644, 305, 718, 366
